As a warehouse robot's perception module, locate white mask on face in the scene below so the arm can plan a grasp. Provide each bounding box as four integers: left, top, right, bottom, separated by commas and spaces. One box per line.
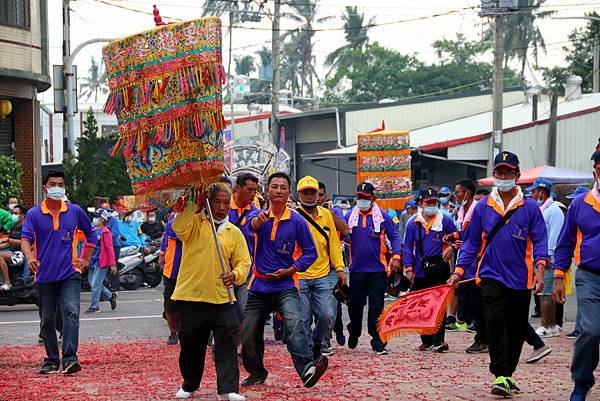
7, 204, 16, 210
494, 178, 516, 193
46, 187, 66, 200
92, 217, 101, 226
356, 199, 372, 212
213, 215, 229, 225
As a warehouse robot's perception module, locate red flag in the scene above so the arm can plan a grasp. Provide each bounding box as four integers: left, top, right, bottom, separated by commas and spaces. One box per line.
377, 284, 454, 342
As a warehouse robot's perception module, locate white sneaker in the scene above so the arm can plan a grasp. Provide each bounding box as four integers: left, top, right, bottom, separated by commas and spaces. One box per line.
217, 393, 246, 401
175, 387, 194, 399
536, 326, 559, 338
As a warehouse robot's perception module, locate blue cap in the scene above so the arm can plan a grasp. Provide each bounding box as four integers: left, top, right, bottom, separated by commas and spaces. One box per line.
405, 200, 417, 209
439, 187, 451, 195
526, 177, 553, 192
494, 151, 520, 170
387, 209, 397, 218
566, 185, 589, 199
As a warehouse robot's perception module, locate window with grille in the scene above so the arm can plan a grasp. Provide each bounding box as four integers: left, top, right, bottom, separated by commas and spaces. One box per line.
0, 0, 30, 30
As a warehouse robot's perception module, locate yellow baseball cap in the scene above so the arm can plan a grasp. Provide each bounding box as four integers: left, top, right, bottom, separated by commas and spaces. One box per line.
297, 175, 319, 192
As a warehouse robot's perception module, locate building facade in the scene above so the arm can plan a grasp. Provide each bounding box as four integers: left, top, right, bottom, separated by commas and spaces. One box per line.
0, 0, 50, 205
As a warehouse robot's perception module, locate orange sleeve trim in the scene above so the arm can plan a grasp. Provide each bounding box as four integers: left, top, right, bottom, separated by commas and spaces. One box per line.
454, 267, 465, 277
404, 266, 413, 272
534, 259, 547, 267
392, 254, 401, 260
553, 269, 566, 278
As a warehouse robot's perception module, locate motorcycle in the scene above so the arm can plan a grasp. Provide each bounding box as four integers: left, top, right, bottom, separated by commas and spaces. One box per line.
0, 251, 38, 307
117, 239, 162, 291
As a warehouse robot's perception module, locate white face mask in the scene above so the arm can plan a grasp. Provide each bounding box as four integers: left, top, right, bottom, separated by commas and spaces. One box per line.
11, 214, 19, 223
92, 217, 101, 226
494, 178, 516, 193
148, 217, 156, 223
423, 206, 439, 216
213, 215, 229, 225
46, 187, 66, 200
111, 211, 119, 219
356, 199, 372, 212
7, 204, 16, 210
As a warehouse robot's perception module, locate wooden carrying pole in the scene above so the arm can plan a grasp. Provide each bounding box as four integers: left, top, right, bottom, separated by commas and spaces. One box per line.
204, 197, 235, 304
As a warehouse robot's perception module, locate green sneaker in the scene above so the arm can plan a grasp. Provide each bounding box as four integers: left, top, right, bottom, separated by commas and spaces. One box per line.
446, 322, 459, 331
491, 376, 513, 398
506, 378, 520, 394
455, 322, 468, 332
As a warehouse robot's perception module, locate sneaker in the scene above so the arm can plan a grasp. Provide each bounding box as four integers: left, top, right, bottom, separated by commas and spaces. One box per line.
526, 345, 552, 364
84, 307, 100, 314
312, 344, 322, 360
302, 355, 328, 388
335, 333, 346, 346
570, 382, 593, 401
37, 336, 44, 346
321, 346, 334, 356
62, 361, 82, 374
467, 323, 476, 333
566, 330, 580, 339
446, 322, 459, 331
175, 387, 194, 399
373, 347, 389, 355
109, 292, 118, 310
348, 335, 358, 349
432, 343, 449, 353
466, 341, 489, 354
39, 362, 60, 374
536, 326, 560, 338
218, 393, 246, 401
491, 376, 513, 397
418, 343, 434, 351
506, 377, 520, 394
241, 373, 268, 386
445, 315, 456, 326
167, 333, 178, 345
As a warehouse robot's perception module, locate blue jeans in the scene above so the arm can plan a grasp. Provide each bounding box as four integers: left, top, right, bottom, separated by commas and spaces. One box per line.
322, 269, 340, 346
88, 265, 112, 309
572, 268, 600, 385
299, 276, 334, 349
37, 274, 82, 367
242, 288, 313, 379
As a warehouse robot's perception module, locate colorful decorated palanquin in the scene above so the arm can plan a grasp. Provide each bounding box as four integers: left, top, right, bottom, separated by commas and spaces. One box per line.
356, 130, 412, 210
102, 17, 226, 196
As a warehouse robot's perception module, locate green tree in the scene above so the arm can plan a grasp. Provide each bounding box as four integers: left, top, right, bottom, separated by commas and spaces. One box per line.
234, 55, 256, 76
562, 12, 600, 92
0, 155, 22, 205
325, 6, 375, 81
79, 57, 108, 102
484, 0, 555, 75
64, 108, 131, 207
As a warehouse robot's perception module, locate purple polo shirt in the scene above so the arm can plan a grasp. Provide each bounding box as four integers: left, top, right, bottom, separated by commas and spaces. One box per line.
247, 208, 317, 293
160, 217, 182, 280
21, 200, 98, 284
228, 198, 259, 256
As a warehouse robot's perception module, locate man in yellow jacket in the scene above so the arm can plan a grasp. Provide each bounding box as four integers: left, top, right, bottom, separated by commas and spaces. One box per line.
171, 182, 251, 401
296, 176, 346, 359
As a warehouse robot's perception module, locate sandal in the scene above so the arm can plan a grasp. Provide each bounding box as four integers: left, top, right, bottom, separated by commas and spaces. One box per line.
0, 283, 11, 291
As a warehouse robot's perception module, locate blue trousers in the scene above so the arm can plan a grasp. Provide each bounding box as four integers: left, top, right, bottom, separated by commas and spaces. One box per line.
88, 265, 112, 309
37, 274, 81, 367
299, 276, 334, 349
242, 288, 313, 379
572, 268, 600, 385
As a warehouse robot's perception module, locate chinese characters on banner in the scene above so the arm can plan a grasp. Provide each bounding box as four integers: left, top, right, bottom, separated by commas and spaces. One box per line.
377, 284, 454, 342
356, 130, 412, 210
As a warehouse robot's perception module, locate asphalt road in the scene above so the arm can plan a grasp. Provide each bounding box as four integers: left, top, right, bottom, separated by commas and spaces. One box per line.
0, 284, 578, 346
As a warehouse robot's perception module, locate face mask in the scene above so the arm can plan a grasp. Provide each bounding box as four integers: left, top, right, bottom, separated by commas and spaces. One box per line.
111, 211, 119, 219
356, 199, 372, 211
213, 215, 229, 225
494, 178, 516, 193
423, 206, 438, 216
439, 197, 449, 205
7, 204, 16, 210
46, 187, 65, 201
92, 217, 100, 226
11, 214, 19, 223
300, 200, 318, 209
148, 217, 156, 223
536, 199, 543, 207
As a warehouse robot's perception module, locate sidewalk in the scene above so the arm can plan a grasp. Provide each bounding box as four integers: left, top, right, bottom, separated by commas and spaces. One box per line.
0, 323, 580, 401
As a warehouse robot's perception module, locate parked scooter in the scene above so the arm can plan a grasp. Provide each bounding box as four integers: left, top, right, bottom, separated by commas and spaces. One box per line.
116, 239, 162, 291
0, 252, 38, 306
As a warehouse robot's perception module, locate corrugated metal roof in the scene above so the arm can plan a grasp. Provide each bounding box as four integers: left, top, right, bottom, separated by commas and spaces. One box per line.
302, 93, 600, 160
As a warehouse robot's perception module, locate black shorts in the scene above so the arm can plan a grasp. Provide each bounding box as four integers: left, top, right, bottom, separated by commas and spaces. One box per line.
163, 276, 177, 313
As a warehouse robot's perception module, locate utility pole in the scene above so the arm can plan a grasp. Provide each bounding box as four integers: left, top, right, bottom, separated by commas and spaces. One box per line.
62, 0, 75, 156
270, 0, 281, 146
547, 90, 558, 166
594, 35, 599, 93
489, 14, 504, 175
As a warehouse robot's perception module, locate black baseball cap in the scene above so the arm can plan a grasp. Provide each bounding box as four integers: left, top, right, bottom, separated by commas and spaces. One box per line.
419, 187, 439, 202
494, 151, 520, 170
356, 181, 375, 196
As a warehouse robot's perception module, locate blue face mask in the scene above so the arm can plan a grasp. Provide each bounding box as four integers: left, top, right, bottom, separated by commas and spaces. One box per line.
423, 206, 438, 216
46, 186, 65, 200
356, 199, 372, 211
439, 197, 449, 205
536, 199, 543, 206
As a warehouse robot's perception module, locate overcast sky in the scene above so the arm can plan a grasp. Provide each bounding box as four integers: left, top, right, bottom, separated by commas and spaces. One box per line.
40, 0, 600, 105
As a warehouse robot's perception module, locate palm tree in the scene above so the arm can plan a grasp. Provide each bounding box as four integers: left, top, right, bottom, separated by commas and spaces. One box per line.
484, 0, 555, 76
281, 0, 332, 97
325, 6, 375, 75
234, 55, 256, 76
79, 57, 108, 102
256, 46, 272, 70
